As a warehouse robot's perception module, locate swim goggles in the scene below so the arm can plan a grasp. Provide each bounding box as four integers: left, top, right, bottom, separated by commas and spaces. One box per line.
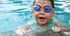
34, 5, 52, 13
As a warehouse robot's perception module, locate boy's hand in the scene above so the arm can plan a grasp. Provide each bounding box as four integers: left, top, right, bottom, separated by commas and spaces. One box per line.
15, 22, 32, 35
52, 26, 61, 32
15, 28, 31, 35
15, 28, 27, 35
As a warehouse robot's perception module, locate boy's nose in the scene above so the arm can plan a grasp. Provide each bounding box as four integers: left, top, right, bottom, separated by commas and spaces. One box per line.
39, 11, 45, 15
39, 8, 45, 15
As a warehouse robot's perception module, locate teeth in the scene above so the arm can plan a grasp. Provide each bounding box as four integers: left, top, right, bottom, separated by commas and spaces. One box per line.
38, 15, 45, 17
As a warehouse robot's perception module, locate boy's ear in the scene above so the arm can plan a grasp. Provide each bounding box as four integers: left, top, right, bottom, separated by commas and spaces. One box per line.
32, 6, 34, 15
51, 8, 54, 17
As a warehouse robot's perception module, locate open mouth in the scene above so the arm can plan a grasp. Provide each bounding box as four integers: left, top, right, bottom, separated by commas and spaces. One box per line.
39, 17, 45, 19
38, 16, 46, 22
37, 15, 47, 24
38, 15, 46, 19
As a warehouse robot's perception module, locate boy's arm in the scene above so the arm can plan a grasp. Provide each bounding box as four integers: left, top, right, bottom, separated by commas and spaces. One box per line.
53, 19, 68, 30
15, 22, 32, 35
52, 19, 68, 32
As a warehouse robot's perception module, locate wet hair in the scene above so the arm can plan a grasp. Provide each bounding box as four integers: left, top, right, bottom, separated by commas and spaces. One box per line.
33, 0, 54, 8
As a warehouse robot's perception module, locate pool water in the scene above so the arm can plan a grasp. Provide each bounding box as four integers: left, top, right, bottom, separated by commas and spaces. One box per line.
0, 0, 70, 32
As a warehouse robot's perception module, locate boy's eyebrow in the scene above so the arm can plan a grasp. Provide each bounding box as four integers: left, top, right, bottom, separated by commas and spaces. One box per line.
35, 4, 52, 7
34, 4, 40, 6
34, 4, 41, 8
35, 4, 40, 6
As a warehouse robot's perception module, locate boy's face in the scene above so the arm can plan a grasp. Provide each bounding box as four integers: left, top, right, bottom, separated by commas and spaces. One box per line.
32, 0, 54, 25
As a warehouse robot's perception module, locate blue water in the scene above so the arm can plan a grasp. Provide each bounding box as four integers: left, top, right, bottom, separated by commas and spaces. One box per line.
0, 0, 70, 32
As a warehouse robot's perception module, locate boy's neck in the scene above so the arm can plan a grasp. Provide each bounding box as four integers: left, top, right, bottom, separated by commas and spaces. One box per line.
37, 22, 49, 27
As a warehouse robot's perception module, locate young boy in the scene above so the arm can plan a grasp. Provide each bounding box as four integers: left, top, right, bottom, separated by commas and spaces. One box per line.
15, 0, 68, 35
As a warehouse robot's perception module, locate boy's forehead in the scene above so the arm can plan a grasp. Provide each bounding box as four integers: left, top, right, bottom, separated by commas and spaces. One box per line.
35, 0, 51, 6
36, 0, 49, 2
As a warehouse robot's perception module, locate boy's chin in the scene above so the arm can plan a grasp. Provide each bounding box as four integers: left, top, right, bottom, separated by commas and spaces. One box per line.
38, 21, 47, 25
